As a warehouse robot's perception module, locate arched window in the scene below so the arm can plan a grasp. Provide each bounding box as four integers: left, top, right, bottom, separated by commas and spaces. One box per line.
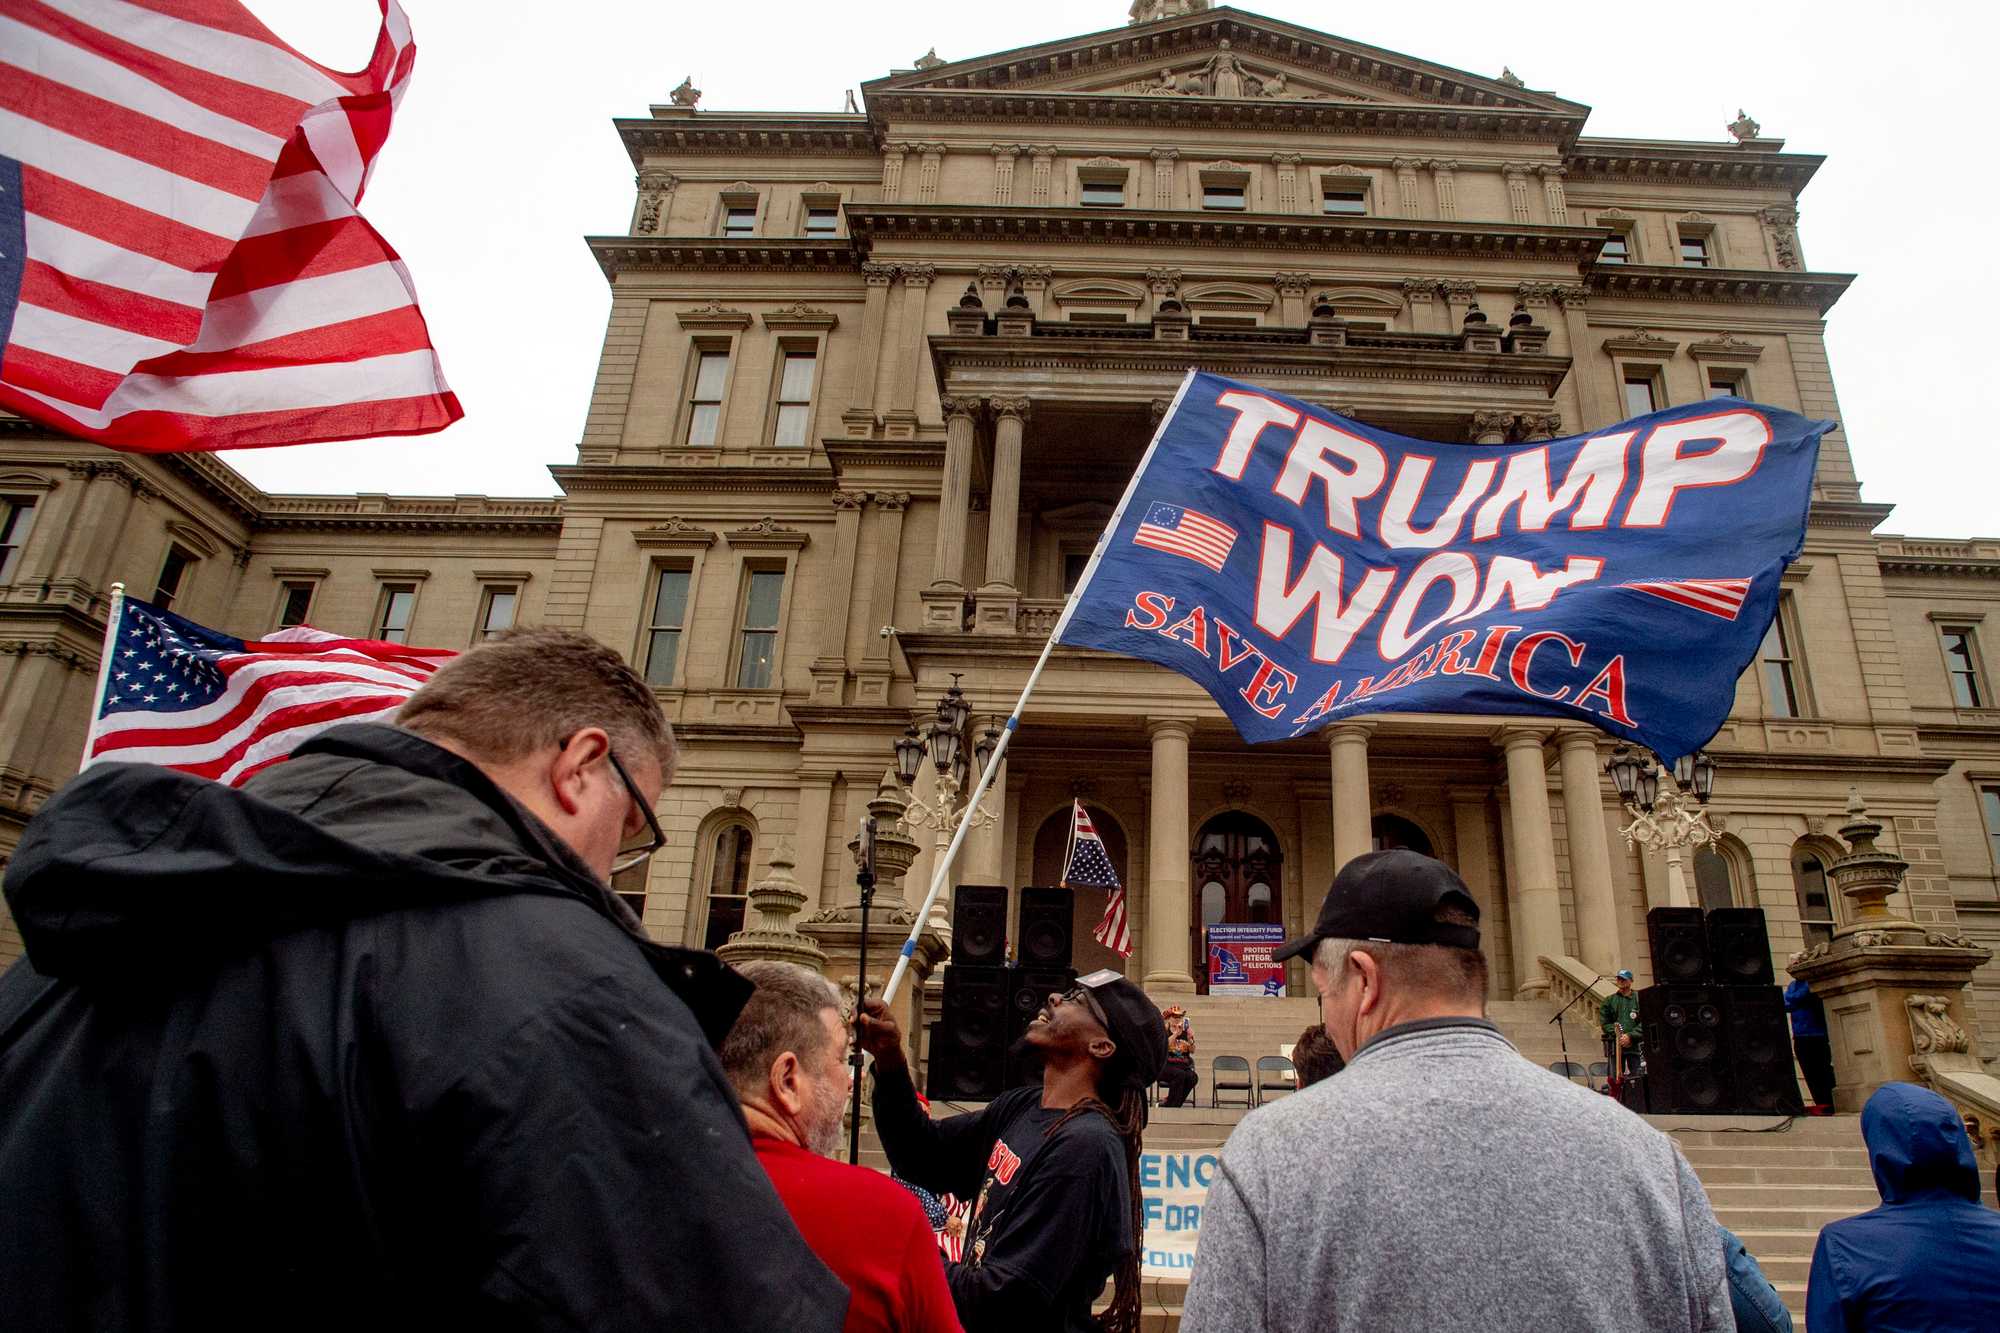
1792, 845, 1836, 949
701, 822, 754, 951
1193, 813, 1283, 930
1030, 804, 1130, 973
1372, 814, 1434, 857
612, 862, 649, 924
1693, 846, 1737, 913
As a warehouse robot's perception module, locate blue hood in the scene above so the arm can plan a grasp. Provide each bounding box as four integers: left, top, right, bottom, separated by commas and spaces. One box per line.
1862, 1082, 1979, 1204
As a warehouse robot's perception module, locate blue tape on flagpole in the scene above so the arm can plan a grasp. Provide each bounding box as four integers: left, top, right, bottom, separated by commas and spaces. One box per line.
1005, 716, 1019, 731
900, 939, 917, 958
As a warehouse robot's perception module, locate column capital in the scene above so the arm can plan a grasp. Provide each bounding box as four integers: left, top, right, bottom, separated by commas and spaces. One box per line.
1150, 147, 1180, 162
988, 396, 1031, 422
938, 395, 980, 422
1537, 164, 1568, 179
899, 263, 937, 287
1324, 721, 1375, 746
1270, 152, 1304, 167
1446, 784, 1494, 806
1147, 717, 1197, 741
861, 261, 899, 285
990, 143, 1022, 158
831, 490, 868, 510
1496, 725, 1552, 752
1553, 726, 1605, 754
1430, 159, 1459, 173
1392, 156, 1425, 172
875, 490, 911, 512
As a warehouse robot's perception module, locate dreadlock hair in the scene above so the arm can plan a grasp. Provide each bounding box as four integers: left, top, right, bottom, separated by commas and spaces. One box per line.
1048, 1050, 1149, 1333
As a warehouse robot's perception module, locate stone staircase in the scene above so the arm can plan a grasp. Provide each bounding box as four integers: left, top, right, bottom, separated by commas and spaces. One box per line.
865, 990, 1884, 1330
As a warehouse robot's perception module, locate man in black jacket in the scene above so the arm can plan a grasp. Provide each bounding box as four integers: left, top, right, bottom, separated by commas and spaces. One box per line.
858, 969, 1167, 1333
0, 628, 847, 1332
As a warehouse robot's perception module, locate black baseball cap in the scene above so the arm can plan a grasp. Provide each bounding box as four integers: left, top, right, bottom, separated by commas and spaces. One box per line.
1272, 849, 1481, 963
1076, 970, 1169, 1090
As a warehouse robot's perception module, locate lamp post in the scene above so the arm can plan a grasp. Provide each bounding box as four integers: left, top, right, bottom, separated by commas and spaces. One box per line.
896, 675, 1000, 934
1605, 745, 1719, 909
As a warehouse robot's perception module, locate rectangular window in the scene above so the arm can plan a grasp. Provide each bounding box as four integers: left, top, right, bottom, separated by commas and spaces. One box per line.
1678, 234, 1711, 267
277, 581, 315, 628
376, 585, 417, 643
722, 205, 756, 237
1203, 184, 1246, 211
1706, 369, 1745, 400
645, 567, 691, 687
1321, 188, 1367, 215
1983, 788, 2000, 871
1065, 311, 1128, 325
1063, 552, 1091, 594
1942, 627, 1985, 708
1622, 374, 1659, 418
1079, 178, 1125, 207
154, 545, 194, 611
803, 206, 838, 236
0, 497, 37, 583
736, 569, 784, 689
1600, 233, 1630, 265
686, 349, 730, 447
478, 586, 519, 641
1760, 605, 1802, 718
772, 348, 817, 448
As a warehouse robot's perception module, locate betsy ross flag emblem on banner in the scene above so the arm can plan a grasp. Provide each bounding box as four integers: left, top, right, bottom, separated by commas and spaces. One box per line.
86, 594, 452, 785
0, 0, 460, 452
1134, 502, 1236, 573
1061, 799, 1131, 957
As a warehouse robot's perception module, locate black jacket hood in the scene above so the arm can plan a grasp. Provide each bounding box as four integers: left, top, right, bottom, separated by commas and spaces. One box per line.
3, 723, 749, 1045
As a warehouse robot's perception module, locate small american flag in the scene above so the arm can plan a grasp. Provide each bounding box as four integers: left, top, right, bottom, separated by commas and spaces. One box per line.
1133, 502, 1236, 572
1062, 799, 1131, 958
1620, 577, 1751, 621
85, 594, 452, 786
0, 0, 460, 452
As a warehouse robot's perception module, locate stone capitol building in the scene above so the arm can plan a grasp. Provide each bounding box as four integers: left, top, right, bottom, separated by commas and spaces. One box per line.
2, 5, 1998, 1095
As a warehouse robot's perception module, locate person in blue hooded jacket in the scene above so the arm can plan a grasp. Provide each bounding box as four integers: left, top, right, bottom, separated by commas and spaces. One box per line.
1806, 1082, 2000, 1331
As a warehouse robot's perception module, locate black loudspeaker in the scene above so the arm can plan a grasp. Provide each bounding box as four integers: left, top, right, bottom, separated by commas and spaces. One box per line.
1647, 907, 1710, 985
1018, 888, 1075, 970
1721, 986, 1805, 1115
933, 966, 1009, 1099
1007, 966, 1077, 1043
953, 885, 1009, 969
1640, 985, 1730, 1113
1706, 909, 1775, 987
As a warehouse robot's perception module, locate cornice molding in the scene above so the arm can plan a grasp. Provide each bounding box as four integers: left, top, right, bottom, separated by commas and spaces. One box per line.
1688, 334, 1765, 362
1565, 139, 1823, 191
724, 517, 811, 550
761, 303, 839, 331
632, 517, 718, 548
1877, 537, 2000, 579
615, 115, 872, 166
1808, 500, 1896, 532
676, 301, 753, 329
1600, 329, 1680, 357
1585, 263, 1852, 315
551, 464, 837, 496
846, 205, 1604, 263
588, 238, 858, 279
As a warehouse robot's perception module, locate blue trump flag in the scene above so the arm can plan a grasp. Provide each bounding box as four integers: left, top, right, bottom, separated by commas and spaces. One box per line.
1055, 370, 1831, 762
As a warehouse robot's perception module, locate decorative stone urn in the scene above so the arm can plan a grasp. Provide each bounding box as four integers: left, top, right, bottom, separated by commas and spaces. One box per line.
715, 839, 826, 973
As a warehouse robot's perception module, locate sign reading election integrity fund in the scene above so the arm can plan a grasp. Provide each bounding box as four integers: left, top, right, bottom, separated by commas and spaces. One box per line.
1058, 372, 1830, 762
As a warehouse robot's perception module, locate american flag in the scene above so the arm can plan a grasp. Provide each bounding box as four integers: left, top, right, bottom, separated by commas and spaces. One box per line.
0, 0, 460, 452
1062, 799, 1131, 958
1133, 502, 1236, 572
85, 593, 452, 785
1620, 577, 1751, 621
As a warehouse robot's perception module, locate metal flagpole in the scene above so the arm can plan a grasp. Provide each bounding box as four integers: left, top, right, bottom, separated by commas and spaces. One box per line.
80, 582, 126, 769
880, 370, 1199, 1006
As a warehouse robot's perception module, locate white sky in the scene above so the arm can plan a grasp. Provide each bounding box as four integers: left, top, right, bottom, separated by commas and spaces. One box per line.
231, 1, 1997, 539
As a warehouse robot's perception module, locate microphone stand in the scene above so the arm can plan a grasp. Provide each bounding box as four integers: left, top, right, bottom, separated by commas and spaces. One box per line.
848, 815, 877, 1167
1549, 972, 1607, 1092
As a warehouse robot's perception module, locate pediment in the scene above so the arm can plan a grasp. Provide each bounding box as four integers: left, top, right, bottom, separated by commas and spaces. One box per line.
868, 6, 1580, 114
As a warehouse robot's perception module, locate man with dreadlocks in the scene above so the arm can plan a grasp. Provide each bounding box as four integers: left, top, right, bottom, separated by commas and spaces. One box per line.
858, 970, 1167, 1333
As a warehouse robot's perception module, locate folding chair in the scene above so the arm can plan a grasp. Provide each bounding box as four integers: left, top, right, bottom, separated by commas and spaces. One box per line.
1211, 1055, 1253, 1108
1255, 1055, 1297, 1103
1586, 1061, 1612, 1094
1548, 1060, 1589, 1087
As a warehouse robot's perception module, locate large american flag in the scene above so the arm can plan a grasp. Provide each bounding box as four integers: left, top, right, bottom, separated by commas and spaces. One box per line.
86, 593, 452, 785
1062, 799, 1131, 958
0, 0, 460, 452
1133, 502, 1236, 572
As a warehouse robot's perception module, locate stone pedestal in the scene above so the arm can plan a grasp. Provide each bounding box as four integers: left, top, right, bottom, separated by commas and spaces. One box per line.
1788, 792, 1993, 1113
714, 840, 826, 972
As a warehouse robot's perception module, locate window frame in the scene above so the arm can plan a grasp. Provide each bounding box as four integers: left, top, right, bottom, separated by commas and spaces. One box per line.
1201, 182, 1248, 211
763, 337, 823, 450
0, 495, 41, 584
276, 580, 317, 629
1791, 844, 1839, 950
1620, 369, 1663, 419
1937, 621, 1989, 710
1979, 785, 2000, 876
732, 563, 788, 691
475, 584, 520, 643
798, 187, 841, 238
374, 582, 419, 643
1317, 169, 1373, 217
716, 185, 760, 238
1675, 215, 1721, 269
643, 561, 696, 688
1758, 593, 1813, 719
680, 339, 735, 450
1704, 367, 1749, 400
1076, 164, 1130, 209
1593, 211, 1640, 265
153, 543, 197, 612
695, 819, 756, 952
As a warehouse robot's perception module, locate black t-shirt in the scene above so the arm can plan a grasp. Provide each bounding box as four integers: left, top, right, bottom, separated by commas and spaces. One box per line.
872, 1067, 1132, 1333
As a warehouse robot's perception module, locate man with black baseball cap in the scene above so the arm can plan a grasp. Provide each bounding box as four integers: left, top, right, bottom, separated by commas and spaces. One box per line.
1184, 849, 1731, 1332
858, 970, 1165, 1333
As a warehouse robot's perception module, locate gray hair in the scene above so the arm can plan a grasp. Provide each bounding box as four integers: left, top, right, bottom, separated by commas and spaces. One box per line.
718, 960, 845, 1101
1311, 907, 1489, 1004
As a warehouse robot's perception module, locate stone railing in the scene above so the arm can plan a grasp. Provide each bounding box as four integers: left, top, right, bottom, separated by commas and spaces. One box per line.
1018, 598, 1067, 637
1906, 992, 2000, 1170
1541, 955, 1618, 1043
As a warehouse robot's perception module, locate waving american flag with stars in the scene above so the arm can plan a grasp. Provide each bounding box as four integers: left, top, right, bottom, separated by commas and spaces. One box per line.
86, 594, 452, 786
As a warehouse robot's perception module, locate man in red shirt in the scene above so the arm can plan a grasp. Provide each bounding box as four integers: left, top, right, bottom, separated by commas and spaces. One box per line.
720, 961, 961, 1333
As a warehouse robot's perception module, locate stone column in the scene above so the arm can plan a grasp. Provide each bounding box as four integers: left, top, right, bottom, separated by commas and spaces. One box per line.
1029, 146, 1055, 205
975, 397, 1028, 635
1502, 163, 1533, 224
991, 145, 1019, 205
810, 491, 867, 701
1150, 148, 1178, 208
1501, 727, 1563, 997
923, 398, 977, 629
1430, 160, 1458, 220
1144, 720, 1197, 993
853, 492, 907, 705
1471, 411, 1513, 446
1326, 722, 1374, 872
916, 144, 945, 204
1272, 153, 1302, 213
842, 263, 896, 436
1449, 787, 1507, 999
793, 775, 836, 912
1393, 158, 1425, 218
964, 743, 1008, 884
1557, 730, 1621, 975
1275, 273, 1310, 326
1441, 279, 1478, 330
881, 142, 909, 201
1554, 286, 1614, 430
884, 264, 934, 436
1400, 278, 1441, 334
1539, 165, 1569, 225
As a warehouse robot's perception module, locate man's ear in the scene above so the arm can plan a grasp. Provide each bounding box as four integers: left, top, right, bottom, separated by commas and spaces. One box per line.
550, 728, 612, 817
1088, 1035, 1118, 1062
769, 1050, 805, 1117
1351, 949, 1384, 1016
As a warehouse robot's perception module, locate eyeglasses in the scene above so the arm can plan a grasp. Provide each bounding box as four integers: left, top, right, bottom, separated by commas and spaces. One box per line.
1060, 985, 1111, 1033
607, 748, 667, 876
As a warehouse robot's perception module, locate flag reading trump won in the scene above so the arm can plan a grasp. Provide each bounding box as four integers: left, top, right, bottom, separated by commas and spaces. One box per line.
1056, 371, 1832, 762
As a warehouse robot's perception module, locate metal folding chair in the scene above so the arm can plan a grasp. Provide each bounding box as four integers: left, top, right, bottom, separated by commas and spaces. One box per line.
1211, 1055, 1253, 1107
1548, 1060, 1589, 1087
1255, 1055, 1297, 1103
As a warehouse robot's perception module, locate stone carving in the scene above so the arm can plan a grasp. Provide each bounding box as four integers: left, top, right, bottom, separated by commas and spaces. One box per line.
988, 396, 1031, 422
939, 395, 979, 420
1790, 942, 1831, 968
831, 491, 867, 511
766, 301, 833, 323
914, 48, 945, 70
1274, 272, 1312, 296
1498, 67, 1526, 88
862, 261, 899, 285
1851, 930, 1895, 949
1761, 204, 1803, 271
1400, 277, 1441, 302
1926, 931, 1977, 950
731, 517, 799, 538
1907, 995, 1970, 1057
669, 76, 701, 108
634, 171, 675, 234
1144, 267, 1183, 295
719, 787, 743, 809
1726, 108, 1761, 143
634, 515, 714, 539
876, 491, 911, 512
1222, 780, 1252, 805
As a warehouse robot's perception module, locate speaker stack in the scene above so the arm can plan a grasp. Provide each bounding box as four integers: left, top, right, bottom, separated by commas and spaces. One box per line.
1636, 906, 1802, 1116
926, 886, 1076, 1101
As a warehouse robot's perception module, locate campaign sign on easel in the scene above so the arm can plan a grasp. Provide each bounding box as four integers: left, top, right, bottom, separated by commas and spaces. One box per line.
1205, 924, 1287, 996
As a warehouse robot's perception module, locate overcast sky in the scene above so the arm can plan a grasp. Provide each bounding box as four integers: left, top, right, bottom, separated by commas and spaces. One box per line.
230, 1, 1996, 539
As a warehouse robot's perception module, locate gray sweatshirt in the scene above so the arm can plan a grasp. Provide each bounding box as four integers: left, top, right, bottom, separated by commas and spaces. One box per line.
1181, 1017, 1733, 1333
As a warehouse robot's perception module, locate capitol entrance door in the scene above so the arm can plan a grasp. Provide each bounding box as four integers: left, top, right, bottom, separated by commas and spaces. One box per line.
1190, 812, 1283, 995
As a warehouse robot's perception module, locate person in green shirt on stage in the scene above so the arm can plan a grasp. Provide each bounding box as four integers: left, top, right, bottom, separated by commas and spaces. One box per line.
1600, 969, 1642, 1084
